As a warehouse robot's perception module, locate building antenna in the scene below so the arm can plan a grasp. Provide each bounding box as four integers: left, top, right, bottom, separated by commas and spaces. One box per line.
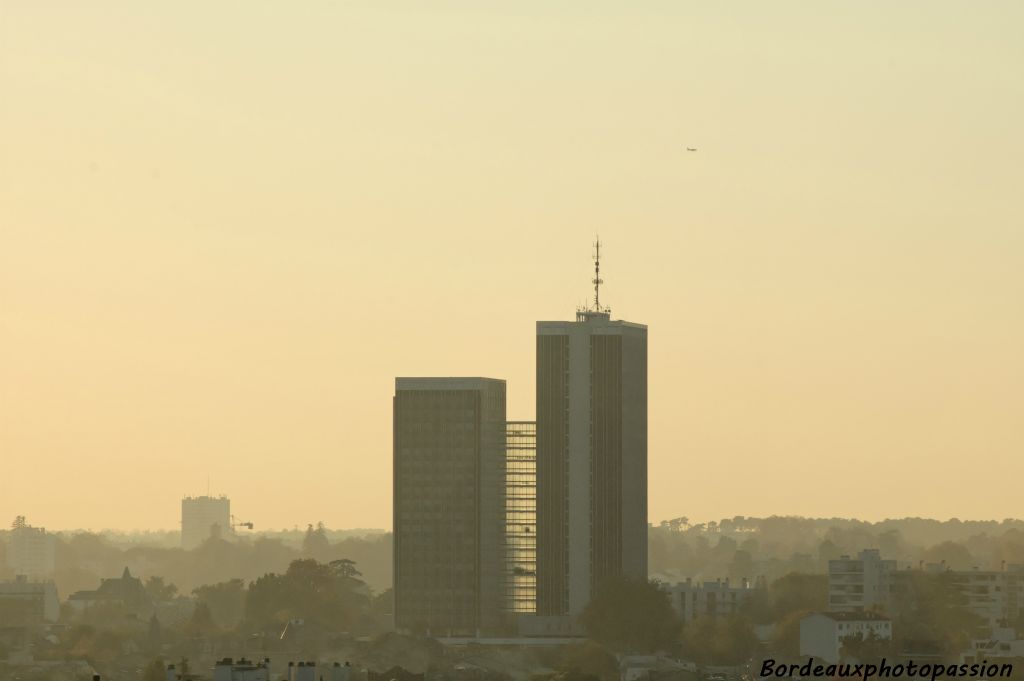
592, 237, 608, 314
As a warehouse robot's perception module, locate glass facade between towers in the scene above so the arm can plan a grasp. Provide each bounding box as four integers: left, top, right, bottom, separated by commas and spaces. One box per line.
505, 421, 537, 613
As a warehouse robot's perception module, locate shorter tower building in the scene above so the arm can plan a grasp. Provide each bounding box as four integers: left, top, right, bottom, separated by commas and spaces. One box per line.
181, 496, 231, 549
393, 377, 507, 636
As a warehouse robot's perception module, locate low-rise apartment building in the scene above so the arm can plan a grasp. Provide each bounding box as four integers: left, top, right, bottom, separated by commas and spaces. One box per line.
800, 612, 892, 664
664, 577, 764, 625
828, 549, 896, 613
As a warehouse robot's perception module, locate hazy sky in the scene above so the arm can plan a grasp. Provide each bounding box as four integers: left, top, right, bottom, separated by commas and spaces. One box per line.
2, 2, 1022, 532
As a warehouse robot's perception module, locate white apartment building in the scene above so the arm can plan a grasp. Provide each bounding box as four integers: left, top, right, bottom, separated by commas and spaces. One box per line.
284, 662, 355, 681
800, 612, 892, 663
664, 577, 763, 625
211, 658, 271, 681
962, 628, 1024, 665
828, 549, 896, 613
949, 566, 1024, 630
0, 576, 60, 623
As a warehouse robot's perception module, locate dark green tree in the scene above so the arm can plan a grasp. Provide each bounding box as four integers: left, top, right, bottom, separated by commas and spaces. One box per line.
841, 630, 895, 663
193, 578, 246, 628
372, 587, 394, 616
921, 541, 974, 571
147, 614, 162, 649
329, 558, 362, 579
303, 522, 331, 559
144, 575, 178, 601
142, 657, 166, 681
680, 615, 760, 665
245, 558, 370, 632
772, 609, 811, 657
769, 573, 827, 620
185, 601, 218, 637
557, 642, 619, 681
889, 571, 980, 654
578, 577, 681, 653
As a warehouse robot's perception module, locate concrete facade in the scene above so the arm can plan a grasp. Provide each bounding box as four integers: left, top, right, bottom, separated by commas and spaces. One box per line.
962, 627, 1024, 664
665, 577, 762, 625
393, 377, 507, 636
181, 496, 231, 549
536, 311, 647, 616
799, 612, 892, 663
828, 549, 896, 612
949, 567, 1024, 630
209, 658, 272, 681
0, 576, 60, 624
6, 517, 56, 578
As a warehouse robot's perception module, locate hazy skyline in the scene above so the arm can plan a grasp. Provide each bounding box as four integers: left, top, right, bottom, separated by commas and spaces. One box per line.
2, 2, 1022, 531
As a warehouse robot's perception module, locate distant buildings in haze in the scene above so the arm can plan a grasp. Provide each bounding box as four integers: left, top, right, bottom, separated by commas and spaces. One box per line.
828, 548, 896, 613
181, 495, 231, 549
922, 562, 1024, 631
665, 577, 765, 626
827, 546, 1024, 631
0, 575, 60, 624
6, 516, 56, 579
67, 566, 151, 616
800, 611, 893, 663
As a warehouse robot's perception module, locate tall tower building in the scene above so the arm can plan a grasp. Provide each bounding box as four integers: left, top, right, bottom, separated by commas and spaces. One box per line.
536, 241, 648, 616
393, 377, 507, 636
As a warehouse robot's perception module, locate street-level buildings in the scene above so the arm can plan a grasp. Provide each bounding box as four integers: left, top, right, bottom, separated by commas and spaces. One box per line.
67, 566, 152, 616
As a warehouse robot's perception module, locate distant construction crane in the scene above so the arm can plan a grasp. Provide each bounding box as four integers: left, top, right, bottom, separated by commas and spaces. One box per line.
231, 515, 254, 531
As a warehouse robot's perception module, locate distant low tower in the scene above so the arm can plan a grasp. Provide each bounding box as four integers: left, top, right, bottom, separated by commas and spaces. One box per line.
181, 495, 231, 549
6, 516, 56, 578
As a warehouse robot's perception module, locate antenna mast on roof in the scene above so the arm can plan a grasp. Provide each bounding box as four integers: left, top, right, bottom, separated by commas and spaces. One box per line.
577, 237, 611, 320
592, 237, 611, 315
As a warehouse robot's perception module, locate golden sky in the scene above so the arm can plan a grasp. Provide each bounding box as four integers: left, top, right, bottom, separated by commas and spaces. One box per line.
1, 2, 1022, 531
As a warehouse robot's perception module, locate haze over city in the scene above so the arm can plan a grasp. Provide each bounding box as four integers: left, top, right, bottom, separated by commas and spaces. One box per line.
2, 1, 1023, 532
